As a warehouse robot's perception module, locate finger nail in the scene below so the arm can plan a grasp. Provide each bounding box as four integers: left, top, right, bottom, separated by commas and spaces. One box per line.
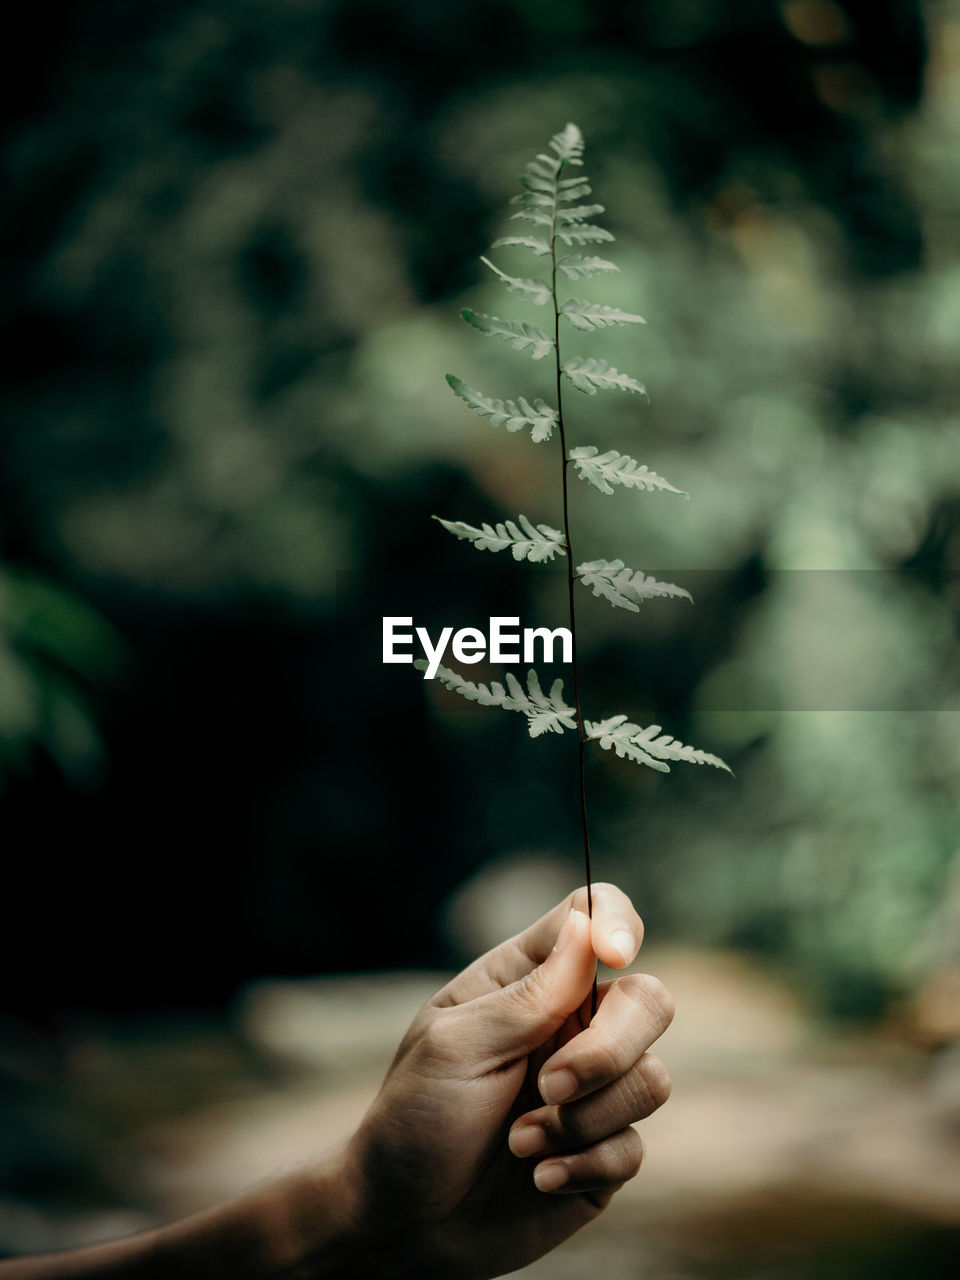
610, 928, 637, 966
553, 909, 585, 954
540, 1067, 577, 1104
508, 1124, 546, 1157
534, 1161, 569, 1192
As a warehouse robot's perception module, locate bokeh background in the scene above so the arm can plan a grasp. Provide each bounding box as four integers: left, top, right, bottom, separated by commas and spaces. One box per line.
2, 0, 959, 1275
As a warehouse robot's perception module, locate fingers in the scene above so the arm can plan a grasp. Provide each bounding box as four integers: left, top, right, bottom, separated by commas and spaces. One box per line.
511, 882, 644, 975
507, 972, 674, 1165
536, 972, 675, 1105
435, 883, 644, 1008
508, 1051, 671, 1159
530, 1126, 644, 1197
453, 908, 597, 1066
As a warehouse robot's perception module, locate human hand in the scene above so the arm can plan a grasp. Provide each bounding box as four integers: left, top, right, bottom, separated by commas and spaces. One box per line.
340, 883, 675, 1279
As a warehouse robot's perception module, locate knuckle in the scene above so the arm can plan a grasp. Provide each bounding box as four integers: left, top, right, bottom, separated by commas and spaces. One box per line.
620, 1126, 645, 1178
513, 963, 549, 1011
591, 1128, 643, 1184
620, 972, 676, 1030
588, 1034, 629, 1084
639, 1053, 673, 1109
417, 1008, 462, 1062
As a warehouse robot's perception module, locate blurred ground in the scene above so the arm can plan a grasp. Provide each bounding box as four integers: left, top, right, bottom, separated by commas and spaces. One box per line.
1, 948, 958, 1277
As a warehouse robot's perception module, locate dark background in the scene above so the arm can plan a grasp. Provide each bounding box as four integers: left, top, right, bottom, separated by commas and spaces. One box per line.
1, 0, 957, 1023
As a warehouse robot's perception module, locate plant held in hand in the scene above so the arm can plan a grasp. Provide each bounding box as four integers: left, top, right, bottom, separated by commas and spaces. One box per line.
417, 124, 730, 968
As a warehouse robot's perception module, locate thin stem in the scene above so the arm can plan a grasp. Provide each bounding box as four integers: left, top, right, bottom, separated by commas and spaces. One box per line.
551, 170, 597, 1018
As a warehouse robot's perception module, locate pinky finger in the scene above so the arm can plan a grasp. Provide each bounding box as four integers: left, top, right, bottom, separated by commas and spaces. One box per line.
532, 1126, 644, 1197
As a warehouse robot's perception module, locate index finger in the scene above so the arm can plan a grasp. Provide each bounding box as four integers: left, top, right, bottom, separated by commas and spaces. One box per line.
435, 883, 644, 1008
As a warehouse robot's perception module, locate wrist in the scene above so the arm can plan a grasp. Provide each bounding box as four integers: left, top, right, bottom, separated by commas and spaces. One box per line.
251, 1145, 372, 1280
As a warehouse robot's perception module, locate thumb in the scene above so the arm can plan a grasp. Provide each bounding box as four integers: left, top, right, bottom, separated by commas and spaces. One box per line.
464, 909, 596, 1068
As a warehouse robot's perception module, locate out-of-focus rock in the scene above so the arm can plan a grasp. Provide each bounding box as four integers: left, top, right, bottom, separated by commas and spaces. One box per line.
442, 852, 579, 961
237, 972, 447, 1073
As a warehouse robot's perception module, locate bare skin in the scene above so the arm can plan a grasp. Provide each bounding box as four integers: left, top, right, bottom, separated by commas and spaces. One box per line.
1, 883, 674, 1279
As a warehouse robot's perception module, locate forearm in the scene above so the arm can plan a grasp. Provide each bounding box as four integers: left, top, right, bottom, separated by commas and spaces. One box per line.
0, 1155, 369, 1280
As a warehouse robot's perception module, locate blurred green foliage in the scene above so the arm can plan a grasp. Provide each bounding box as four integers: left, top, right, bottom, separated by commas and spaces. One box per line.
1, 0, 957, 1018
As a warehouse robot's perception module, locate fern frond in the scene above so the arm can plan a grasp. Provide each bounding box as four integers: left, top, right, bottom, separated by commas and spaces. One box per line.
433, 514, 565, 563
557, 255, 619, 279
568, 446, 687, 497
418, 663, 577, 738
445, 375, 557, 442
585, 714, 732, 774
563, 356, 647, 397
576, 559, 692, 611
491, 235, 552, 257
461, 310, 555, 360
480, 257, 551, 306
556, 224, 615, 246
560, 299, 645, 331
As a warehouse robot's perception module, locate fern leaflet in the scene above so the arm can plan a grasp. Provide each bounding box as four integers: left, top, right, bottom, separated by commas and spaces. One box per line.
563, 356, 647, 397
557, 255, 619, 279
491, 235, 552, 256
586, 715, 732, 774
417, 663, 577, 738
433, 514, 565, 563
461, 309, 555, 360
556, 224, 615, 246
510, 208, 555, 228
568, 446, 687, 497
480, 256, 551, 305
583, 716, 671, 772
561, 298, 646, 331
556, 204, 606, 224
445, 374, 557, 442
556, 179, 593, 202
577, 559, 692, 611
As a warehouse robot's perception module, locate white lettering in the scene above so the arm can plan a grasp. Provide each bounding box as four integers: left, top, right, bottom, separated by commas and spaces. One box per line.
489, 616, 520, 663
416, 625, 453, 680
524, 626, 572, 664
382, 617, 414, 664
452, 627, 486, 664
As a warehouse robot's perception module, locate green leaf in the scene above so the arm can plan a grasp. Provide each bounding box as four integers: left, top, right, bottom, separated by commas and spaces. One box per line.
526, 157, 561, 185
577, 559, 692, 611
556, 224, 615, 246
585, 715, 732, 774
480, 257, 552, 306
556, 204, 605, 224
461, 310, 555, 360
557, 255, 619, 280
560, 298, 645, 331
491, 235, 552, 257
583, 715, 671, 772
418, 663, 577, 738
549, 122, 585, 167
562, 356, 647, 396
510, 189, 554, 208
568, 446, 687, 497
445, 375, 557, 442
433, 514, 565, 563
556, 180, 593, 202
510, 208, 554, 228
517, 173, 556, 196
